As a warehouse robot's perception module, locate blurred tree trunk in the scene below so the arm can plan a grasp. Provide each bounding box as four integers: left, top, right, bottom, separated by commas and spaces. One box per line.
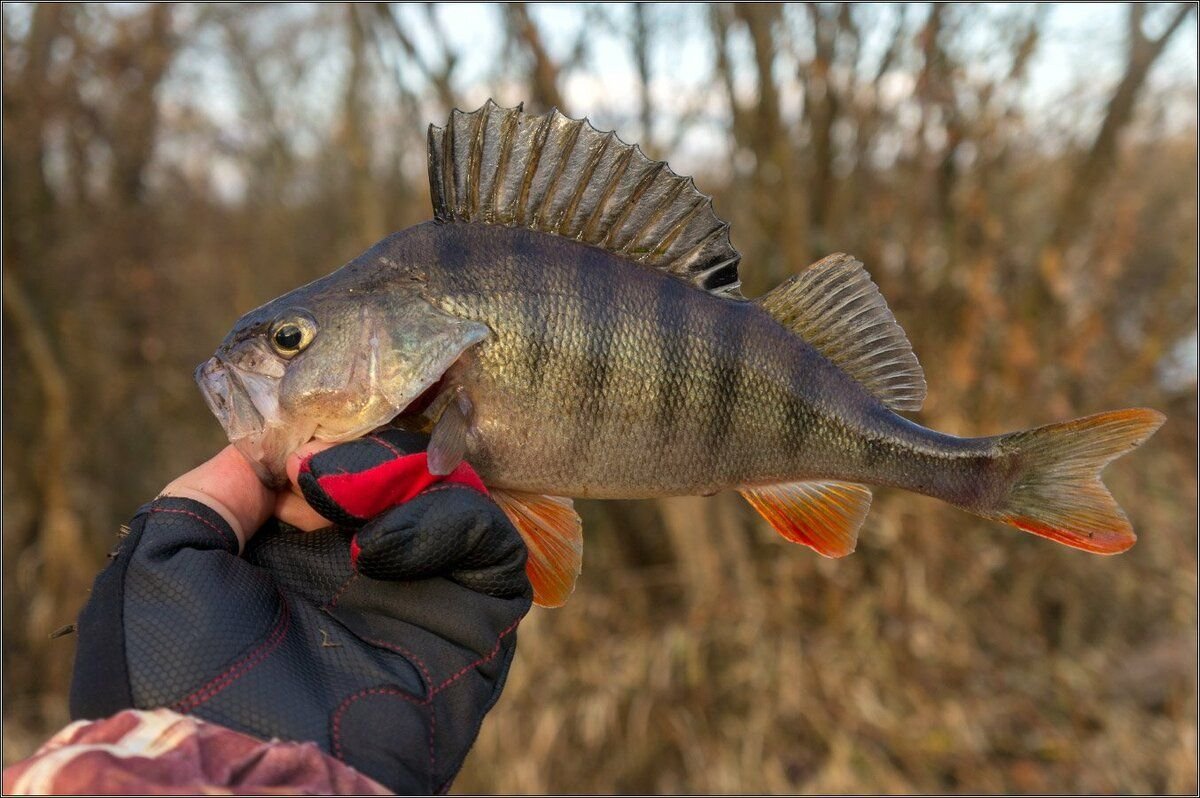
104, 4, 175, 210
632, 3, 654, 152
802, 2, 843, 256
711, 3, 805, 294
342, 5, 386, 246
3, 266, 88, 707
506, 3, 566, 113
86, 5, 182, 476
1037, 3, 1194, 302
1, 9, 88, 695
845, 5, 907, 263
2, 2, 65, 264
372, 3, 458, 113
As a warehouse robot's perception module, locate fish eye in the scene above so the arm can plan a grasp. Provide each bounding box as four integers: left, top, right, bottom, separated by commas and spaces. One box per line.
269, 312, 317, 356
274, 325, 303, 350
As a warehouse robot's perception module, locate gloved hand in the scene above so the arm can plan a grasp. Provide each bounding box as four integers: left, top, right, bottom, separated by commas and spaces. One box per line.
69, 430, 532, 794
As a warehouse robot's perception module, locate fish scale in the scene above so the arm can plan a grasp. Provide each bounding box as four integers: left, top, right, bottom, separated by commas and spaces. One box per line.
197, 102, 1165, 607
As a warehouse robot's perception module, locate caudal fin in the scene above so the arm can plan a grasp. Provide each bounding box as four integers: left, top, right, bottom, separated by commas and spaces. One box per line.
981, 408, 1165, 554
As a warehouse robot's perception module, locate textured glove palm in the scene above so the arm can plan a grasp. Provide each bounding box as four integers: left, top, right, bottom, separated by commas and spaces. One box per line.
70, 430, 532, 794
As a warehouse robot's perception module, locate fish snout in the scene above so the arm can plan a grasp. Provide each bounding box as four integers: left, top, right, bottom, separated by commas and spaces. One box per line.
195, 356, 271, 441
195, 356, 235, 425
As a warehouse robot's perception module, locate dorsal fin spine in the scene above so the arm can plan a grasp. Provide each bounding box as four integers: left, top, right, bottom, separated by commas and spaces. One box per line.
466, 103, 488, 219
455, 109, 475, 217
636, 173, 688, 252
516, 113, 554, 227
627, 177, 690, 259
693, 258, 739, 287
427, 125, 446, 219
649, 196, 706, 260
533, 116, 584, 228
442, 119, 455, 216
556, 129, 612, 236
599, 157, 664, 249
674, 224, 729, 274
488, 110, 519, 223
581, 146, 634, 241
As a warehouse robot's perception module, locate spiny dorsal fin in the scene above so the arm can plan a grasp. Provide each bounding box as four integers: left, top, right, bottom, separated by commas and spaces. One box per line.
740, 480, 872, 558
758, 254, 926, 412
427, 100, 743, 297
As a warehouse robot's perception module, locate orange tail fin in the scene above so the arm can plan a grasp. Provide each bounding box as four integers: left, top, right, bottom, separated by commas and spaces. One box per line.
981, 408, 1165, 554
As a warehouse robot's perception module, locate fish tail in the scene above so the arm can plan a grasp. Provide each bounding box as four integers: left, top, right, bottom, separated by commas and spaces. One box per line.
977, 408, 1165, 554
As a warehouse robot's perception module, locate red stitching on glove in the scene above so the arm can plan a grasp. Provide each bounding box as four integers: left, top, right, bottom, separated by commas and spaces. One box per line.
327, 573, 359, 610
172, 599, 291, 713
368, 433, 406, 458
332, 687, 436, 787
150, 507, 237, 551
356, 635, 435, 701
431, 617, 521, 695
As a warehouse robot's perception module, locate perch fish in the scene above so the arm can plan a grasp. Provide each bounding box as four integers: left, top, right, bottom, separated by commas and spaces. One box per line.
196, 101, 1165, 607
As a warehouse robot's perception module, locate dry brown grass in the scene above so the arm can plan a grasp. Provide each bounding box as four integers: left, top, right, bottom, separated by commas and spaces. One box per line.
457, 428, 1196, 793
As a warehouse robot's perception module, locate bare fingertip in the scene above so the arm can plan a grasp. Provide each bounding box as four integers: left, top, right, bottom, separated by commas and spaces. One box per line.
286, 440, 336, 486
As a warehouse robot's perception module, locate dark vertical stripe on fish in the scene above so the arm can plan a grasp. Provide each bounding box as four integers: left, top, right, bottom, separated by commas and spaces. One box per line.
509, 233, 553, 392
781, 398, 812, 465
433, 223, 469, 279
573, 250, 618, 462
706, 301, 745, 453
654, 276, 689, 446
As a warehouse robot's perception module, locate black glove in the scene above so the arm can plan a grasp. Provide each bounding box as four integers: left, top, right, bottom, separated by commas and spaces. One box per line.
70, 430, 532, 794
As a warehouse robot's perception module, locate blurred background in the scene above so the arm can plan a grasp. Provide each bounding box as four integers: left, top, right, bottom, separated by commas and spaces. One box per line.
3, 2, 1196, 792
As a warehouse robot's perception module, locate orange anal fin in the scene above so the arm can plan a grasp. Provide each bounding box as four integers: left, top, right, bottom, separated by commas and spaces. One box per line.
739, 480, 872, 558
489, 488, 582, 608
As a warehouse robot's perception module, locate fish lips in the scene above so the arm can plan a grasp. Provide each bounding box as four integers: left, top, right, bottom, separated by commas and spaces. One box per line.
194, 356, 313, 487
196, 356, 266, 440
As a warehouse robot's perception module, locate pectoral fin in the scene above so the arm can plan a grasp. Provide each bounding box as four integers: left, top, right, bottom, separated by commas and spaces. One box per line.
739, 480, 872, 558
489, 488, 583, 608
428, 388, 473, 476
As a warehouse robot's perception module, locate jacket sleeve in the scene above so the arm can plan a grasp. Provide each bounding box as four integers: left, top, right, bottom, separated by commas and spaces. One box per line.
1, 709, 393, 795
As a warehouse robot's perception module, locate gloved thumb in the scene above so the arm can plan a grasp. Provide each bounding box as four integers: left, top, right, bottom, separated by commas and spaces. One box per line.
291, 430, 486, 527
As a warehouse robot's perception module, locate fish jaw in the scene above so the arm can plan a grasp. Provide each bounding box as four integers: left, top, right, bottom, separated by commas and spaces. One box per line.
195, 355, 316, 486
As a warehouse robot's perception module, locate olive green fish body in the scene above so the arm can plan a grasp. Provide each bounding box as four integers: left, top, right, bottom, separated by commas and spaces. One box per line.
197, 102, 1164, 607
395, 222, 997, 504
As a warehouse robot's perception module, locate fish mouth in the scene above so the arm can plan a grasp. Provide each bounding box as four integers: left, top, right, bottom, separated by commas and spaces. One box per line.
195, 356, 314, 486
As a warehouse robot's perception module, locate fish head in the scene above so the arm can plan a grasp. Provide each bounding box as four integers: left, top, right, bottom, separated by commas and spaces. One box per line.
196, 261, 489, 485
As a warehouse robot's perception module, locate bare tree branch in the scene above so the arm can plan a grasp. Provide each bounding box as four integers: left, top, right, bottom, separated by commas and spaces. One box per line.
1047, 2, 1195, 254
505, 2, 566, 113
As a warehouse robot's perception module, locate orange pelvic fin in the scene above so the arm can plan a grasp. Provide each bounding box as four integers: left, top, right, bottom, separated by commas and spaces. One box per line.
739, 480, 872, 557
489, 488, 583, 608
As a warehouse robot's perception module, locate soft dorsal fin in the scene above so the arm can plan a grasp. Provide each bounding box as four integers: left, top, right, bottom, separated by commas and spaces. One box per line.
758, 254, 926, 412
740, 480, 872, 558
428, 100, 743, 297
489, 488, 583, 608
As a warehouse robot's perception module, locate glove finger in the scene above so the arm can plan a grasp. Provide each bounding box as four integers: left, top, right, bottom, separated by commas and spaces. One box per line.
353, 487, 530, 600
